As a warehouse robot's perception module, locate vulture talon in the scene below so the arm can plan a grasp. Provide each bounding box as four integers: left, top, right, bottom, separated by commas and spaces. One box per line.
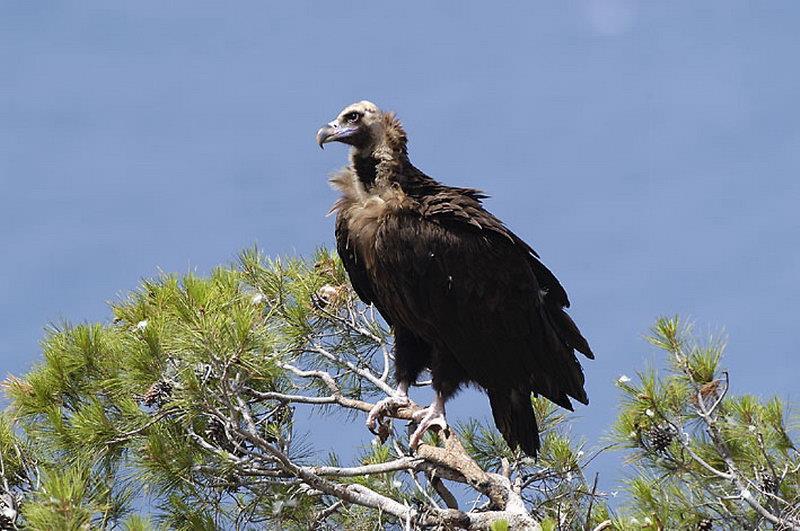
409, 396, 448, 449
366, 395, 411, 435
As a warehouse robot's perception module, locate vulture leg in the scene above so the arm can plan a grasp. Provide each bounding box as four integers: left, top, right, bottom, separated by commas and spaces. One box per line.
366, 382, 412, 434
409, 393, 448, 449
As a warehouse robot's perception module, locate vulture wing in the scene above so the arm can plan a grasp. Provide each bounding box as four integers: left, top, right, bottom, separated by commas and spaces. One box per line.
335, 215, 377, 308
369, 185, 591, 452
420, 186, 593, 360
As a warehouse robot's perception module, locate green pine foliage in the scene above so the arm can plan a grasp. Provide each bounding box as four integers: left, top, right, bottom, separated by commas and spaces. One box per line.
0, 252, 797, 530
3, 250, 315, 528
612, 317, 800, 529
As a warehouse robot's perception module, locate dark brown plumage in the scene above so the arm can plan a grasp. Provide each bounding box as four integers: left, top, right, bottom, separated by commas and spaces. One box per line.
317, 101, 593, 456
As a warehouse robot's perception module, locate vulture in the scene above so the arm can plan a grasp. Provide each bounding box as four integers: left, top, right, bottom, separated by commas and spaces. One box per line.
316, 101, 593, 456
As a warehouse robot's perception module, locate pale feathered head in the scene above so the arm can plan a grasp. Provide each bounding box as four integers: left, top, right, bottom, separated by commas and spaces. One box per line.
316, 101, 407, 155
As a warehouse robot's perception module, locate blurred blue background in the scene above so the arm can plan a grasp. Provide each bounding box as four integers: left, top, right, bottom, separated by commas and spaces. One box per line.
2, 1, 799, 500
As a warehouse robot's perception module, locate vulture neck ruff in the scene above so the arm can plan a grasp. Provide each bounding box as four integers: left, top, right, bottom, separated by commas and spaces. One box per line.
352, 154, 380, 189
349, 143, 407, 192
330, 123, 414, 271
348, 111, 410, 191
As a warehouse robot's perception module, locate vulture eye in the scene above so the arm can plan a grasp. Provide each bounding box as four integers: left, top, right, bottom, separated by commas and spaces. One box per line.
344, 111, 361, 123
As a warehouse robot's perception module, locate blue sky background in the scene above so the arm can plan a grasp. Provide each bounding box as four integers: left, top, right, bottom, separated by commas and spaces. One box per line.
2, 1, 799, 501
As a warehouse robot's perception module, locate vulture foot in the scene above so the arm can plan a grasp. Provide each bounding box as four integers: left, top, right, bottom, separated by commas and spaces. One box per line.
409, 396, 448, 449
366, 394, 411, 436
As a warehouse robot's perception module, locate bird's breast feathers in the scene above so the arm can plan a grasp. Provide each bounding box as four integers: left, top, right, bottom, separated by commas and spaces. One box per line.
330, 169, 415, 269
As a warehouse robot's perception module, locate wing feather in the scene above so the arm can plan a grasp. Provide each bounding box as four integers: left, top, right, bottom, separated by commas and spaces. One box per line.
372, 187, 591, 406
335, 215, 376, 306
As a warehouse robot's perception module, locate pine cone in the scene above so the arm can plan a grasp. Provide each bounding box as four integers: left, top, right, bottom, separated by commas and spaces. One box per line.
691, 379, 722, 407
0, 491, 17, 529
204, 418, 246, 457
142, 379, 173, 408
696, 517, 713, 530
648, 423, 674, 453
762, 472, 779, 493
204, 417, 226, 443
271, 404, 292, 426
313, 284, 343, 308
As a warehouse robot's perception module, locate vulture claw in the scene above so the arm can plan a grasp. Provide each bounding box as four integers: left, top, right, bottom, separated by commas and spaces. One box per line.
409, 397, 448, 450
366, 395, 411, 436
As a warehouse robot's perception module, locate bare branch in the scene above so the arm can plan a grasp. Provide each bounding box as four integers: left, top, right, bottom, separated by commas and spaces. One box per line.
310, 457, 423, 477
245, 388, 375, 413
379, 343, 391, 382
585, 473, 599, 530
429, 473, 459, 510
309, 345, 396, 396
280, 363, 340, 395
105, 410, 171, 446
415, 431, 514, 511
312, 297, 384, 344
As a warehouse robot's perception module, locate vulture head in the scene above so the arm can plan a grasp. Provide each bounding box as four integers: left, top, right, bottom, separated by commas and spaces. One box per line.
316, 101, 407, 155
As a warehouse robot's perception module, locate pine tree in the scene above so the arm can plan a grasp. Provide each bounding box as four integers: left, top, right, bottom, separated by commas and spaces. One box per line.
0, 251, 797, 530
613, 317, 800, 529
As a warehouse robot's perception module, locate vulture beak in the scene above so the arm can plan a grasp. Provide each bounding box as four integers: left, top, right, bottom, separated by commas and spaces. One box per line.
316, 121, 357, 149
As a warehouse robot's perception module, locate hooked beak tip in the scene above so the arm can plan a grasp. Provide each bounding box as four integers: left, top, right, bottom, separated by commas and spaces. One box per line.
316, 126, 333, 149
317, 122, 359, 149
317, 124, 336, 149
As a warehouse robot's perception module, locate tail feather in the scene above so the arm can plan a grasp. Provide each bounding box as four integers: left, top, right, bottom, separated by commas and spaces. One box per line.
488, 388, 540, 457
549, 306, 594, 360
536, 305, 590, 407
